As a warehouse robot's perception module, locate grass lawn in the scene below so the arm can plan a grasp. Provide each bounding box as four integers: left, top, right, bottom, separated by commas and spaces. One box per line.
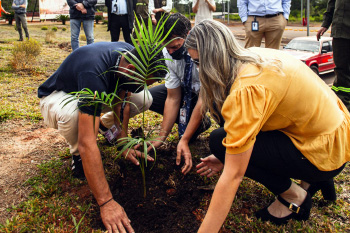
0, 21, 349, 232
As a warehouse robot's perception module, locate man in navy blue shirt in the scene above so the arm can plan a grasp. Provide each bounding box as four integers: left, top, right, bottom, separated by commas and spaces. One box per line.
38, 42, 166, 233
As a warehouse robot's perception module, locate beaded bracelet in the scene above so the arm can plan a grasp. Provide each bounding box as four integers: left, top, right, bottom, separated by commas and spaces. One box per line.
99, 197, 114, 208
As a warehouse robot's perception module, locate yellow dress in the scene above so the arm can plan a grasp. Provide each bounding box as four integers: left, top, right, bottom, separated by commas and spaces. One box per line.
221, 47, 350, 171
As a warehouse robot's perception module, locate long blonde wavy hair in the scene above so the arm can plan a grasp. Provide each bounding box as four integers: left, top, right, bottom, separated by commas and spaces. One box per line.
184, 20, 271, 123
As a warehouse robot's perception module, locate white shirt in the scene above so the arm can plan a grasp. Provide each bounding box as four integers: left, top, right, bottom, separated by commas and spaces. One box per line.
192, 0, 216, 25
149, 0, 173, 15
237, 0, 291, 23
163, 48, 200, 94
112, 0, 127, 15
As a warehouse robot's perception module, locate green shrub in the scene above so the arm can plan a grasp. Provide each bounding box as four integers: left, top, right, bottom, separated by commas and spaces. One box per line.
56, 14, 69, 25
288, 16, 298, 22
80, 34, 87, 41
45, 31, 56, 44
51, 26, 58, 32
41, 26, 48, 30
102, 19, 108, 25
95, 15, 103, 24
62, 27, 67, 31
229, 14, 241, 21
10, 39, 42, 70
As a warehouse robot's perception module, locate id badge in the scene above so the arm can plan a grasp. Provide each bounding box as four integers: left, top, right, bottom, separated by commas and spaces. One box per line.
179, 108, 187, 125
105, 125, 121, 144
252, 20, 259, 31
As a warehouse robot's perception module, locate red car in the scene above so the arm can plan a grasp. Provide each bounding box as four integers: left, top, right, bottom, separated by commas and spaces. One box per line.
283, 36, 335, 75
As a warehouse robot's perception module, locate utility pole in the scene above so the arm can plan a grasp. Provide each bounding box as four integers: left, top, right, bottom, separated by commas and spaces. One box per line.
307, 0, 310, 36
227, 0, 230, 24
301, 0, 303, 24
222, 0, 224, 17
32, 0, 38, 22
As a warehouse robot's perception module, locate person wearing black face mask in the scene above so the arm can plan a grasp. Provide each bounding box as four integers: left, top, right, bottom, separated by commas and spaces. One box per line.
146, 13, 212, 175
38, 41, 167, 232
169, 44, 186, 60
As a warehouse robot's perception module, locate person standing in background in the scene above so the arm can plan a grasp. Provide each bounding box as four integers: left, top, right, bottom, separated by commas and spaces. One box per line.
0, 0, 10, 17
192, 0, 216, 25
135, 0, 149, 23
134, 0, 149, 36
67, 0, 97, 51
149, 0, 172, 25
237, 0, 291, 49
105, 0, 136, 44
317, 0, 350, 111
12, 0, 29, 41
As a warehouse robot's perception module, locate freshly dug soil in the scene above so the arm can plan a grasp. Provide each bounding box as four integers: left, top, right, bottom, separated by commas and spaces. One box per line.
91, 140, 211, 233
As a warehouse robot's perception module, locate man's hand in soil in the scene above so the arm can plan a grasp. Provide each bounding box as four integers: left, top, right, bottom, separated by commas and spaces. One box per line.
122, 147, 154, 166
176, 139, 192, 175
100, 199, 135, 233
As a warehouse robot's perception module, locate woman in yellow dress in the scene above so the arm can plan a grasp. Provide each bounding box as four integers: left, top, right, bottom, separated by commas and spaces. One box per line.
184, 20, 349, 230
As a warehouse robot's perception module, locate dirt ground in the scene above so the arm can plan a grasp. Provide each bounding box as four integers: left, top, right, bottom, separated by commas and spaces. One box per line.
0, 120, 67, 224
0, 118, 213, 232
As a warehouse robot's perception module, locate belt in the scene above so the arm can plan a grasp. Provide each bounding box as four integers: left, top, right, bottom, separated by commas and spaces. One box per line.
113, 13, 127, 16
136, 3, 147, 6
250, 12, 282, 18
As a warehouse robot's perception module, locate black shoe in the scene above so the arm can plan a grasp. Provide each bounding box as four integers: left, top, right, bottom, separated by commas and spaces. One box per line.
18, 38, 23, 41
308, 179, 336, 201
71, 155, 86, 180
255, 192, 312, 225
189, 116, 211, 143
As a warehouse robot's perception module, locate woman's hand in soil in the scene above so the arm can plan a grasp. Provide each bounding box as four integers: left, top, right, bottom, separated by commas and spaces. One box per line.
100, 199, 135, 233
176, 139, 193, 175
122, 148, 154, 166
196, 155, 223, 177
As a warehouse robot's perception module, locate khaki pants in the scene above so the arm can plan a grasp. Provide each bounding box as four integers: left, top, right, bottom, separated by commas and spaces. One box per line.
40, 90, 152, 155
244, 14, 287, 49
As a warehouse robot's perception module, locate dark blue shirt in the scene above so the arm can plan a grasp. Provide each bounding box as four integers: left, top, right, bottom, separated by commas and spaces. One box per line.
38, 42, 134, 115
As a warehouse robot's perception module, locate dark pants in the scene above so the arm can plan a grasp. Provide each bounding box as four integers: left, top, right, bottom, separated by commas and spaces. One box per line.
149, 84, 198, 125
149, 84, 210, 140
110, 14, 132, 44
210, 128, 345, 195
332, 37, 350, 111
15, 13, 29, 40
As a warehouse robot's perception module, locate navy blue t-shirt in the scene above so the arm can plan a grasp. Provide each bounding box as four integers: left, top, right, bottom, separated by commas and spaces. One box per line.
38, 42, 134, 115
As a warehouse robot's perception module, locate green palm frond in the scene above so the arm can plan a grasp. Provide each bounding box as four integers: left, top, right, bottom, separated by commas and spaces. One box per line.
63, 13, 177, 197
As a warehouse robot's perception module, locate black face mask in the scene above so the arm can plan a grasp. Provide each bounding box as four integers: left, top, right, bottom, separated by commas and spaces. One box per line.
170, 45, 186, 60
118, 76, 144, 93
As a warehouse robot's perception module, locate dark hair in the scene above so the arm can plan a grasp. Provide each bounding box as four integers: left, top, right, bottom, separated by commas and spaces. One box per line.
127, 47, 167, 79
163, 13, 191, 41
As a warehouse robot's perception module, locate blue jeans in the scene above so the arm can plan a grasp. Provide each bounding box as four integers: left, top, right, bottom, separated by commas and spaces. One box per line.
70, 19, 94, 51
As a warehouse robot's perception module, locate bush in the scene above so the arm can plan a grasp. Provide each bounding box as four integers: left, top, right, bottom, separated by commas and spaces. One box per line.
41, 26, 48, 30
229, 14, 241, 21
95, 15, 103, 24
10, 39, 41, 70
56, 14, 69, 25
45, 31, 56, 44
62, 27, 67, 31
80, 34, 87, 41
288, 16, 298, 22
52, 26, 58, 32
102, 19, 108, 25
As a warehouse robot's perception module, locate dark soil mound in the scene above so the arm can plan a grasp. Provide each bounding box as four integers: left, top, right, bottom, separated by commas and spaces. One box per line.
92, 140, 210, 233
